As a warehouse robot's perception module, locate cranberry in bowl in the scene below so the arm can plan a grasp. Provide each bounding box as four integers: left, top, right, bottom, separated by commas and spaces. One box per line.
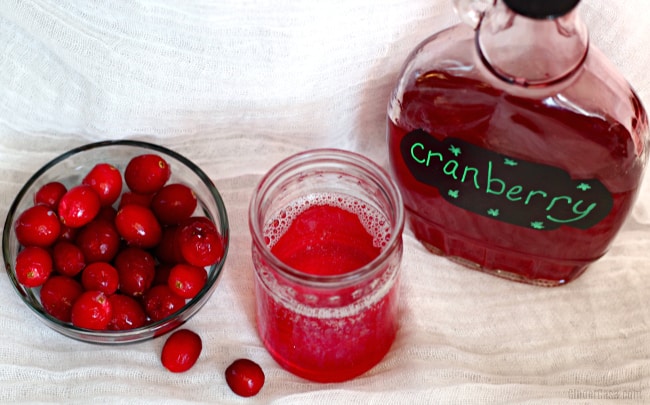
2, 140, 229, 344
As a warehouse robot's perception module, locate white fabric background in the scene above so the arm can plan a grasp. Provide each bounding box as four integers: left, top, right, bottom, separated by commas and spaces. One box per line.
1, 0, 649, 403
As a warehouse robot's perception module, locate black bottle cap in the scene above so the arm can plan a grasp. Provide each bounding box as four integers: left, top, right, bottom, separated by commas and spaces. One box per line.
503, 0, 580, 19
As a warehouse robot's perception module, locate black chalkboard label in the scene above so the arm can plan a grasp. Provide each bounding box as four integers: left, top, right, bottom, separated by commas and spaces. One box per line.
400, 129, 613, 231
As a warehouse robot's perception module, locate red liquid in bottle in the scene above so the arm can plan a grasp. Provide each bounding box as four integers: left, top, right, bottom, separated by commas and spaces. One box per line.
387, 0, 648, 285
388, 69, 646, 285
255, 194, 399, 382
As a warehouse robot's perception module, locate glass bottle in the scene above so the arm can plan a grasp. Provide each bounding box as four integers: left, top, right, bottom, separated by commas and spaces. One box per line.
387, 0, 649, 286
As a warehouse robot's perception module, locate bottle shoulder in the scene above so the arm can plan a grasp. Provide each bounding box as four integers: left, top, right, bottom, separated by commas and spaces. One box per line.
392, 24, 647, 135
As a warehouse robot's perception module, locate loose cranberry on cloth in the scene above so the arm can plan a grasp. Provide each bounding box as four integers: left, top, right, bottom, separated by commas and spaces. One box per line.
225, 359, 265, 397
160, 329, 202, 373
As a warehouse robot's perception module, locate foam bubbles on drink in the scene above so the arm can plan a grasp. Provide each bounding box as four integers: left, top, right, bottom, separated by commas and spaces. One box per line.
263, 193, 391, 250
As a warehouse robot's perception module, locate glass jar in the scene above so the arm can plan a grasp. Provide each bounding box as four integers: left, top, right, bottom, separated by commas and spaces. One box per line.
387, 0, 649, 286
249, 149, 404, 382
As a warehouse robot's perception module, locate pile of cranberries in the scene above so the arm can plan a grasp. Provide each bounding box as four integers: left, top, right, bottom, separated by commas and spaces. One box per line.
12, 149, 265, 396
12, 153, 225, 331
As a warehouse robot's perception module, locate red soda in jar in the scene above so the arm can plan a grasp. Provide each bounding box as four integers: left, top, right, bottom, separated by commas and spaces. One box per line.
249, 150, 404, 382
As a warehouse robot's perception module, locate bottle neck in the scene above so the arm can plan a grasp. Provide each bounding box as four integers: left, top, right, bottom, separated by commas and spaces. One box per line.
477, 0, 589, 87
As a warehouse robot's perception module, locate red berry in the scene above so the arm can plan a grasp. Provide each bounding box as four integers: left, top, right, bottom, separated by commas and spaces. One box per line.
40, 275, 84, 322
58, 224, 78, 242
168, 264, 207, 299
151, 183, 198, 225
143, 284, 186, 322
58, 184, 101, 228
34, 181, 67, 209
11, 153, 222, 334
114, 247, 155, 297
107, 294, 147, 330
82, 163, 123, 206
71, 290, 112, 330
15, 246, 53, 287
225, 359, 265, 397
96, 205, 118, 223
154, 226, 184, 264
81, 262, 119, 295
75, 218, 121, 263
125, 154, 171, 194
115, 204, 162, 249
178, 217, 224, 267
14, 205, 61, 247
118, 191, 154, 209
52, 240, 86, 277
153, 263, 174, 286
160, 329, 202, 373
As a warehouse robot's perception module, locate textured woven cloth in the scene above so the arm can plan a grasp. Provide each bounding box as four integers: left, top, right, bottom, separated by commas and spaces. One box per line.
1, 1, 649, 403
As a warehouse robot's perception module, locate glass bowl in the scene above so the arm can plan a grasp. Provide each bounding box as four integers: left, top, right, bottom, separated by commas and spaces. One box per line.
2, 140, 229, 344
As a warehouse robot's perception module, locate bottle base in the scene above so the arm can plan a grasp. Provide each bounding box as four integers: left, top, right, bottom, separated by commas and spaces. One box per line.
408, 213, 591, 287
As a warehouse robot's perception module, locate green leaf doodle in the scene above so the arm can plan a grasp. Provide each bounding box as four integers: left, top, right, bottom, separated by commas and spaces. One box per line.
530, 221, 545, 230
577, 183, 591, 191
448, 190, 459, 199
487, 208, 500, 217
448, 145, 461, 157
504, 158, 518, 166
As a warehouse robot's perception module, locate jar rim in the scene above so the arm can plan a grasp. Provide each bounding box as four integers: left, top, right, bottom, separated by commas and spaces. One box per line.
248, 148, 404, 288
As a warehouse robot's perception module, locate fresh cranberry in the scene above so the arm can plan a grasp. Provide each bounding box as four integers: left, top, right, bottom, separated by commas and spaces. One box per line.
225, 358, 265, 397
34, 181, 67, 209
81, 262, 119, 295
58, 224, 78, 242
82, 163, 123, 206
114, 247, 155, 297
153, 263, 174, 286
14, 204, 61, 247
151, 183, 198, 225
115, 204, 162, 248
75, 218, 121, 263
96, 205, 118, 223
107, 294, 147, 330
52, 240, 86, 277
160, 329, 202, 373
40, 275, 84, 322
11, 153, 224, 334
71, 290, 112, 330
168, 264, 207, 299
124, 154, 171, 194
57, 184, 101, 228
15, 246, 53, 287
178, 217, 224, 267
154, 226, 184, 264
118, 191, 154, 209
143, 284, 186, 322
